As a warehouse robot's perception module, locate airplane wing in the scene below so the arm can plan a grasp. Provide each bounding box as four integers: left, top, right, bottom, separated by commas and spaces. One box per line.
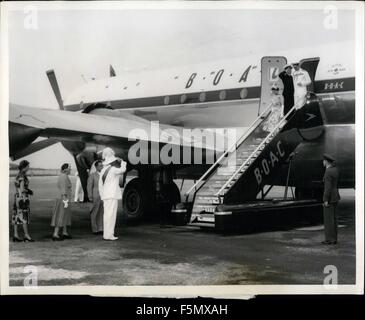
9, 104, 225, 155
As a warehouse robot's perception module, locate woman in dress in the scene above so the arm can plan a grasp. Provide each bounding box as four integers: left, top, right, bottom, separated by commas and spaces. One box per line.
12, 160, 34, 242
51, 163, 73, 241
263, 84, 284, 132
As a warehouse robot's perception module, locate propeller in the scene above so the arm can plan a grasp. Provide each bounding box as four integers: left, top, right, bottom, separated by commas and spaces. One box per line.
46, 69, 64, 110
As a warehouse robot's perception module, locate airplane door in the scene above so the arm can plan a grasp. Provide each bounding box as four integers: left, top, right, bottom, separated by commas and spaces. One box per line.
259, 56, 287, 115
299, 57, 320, 93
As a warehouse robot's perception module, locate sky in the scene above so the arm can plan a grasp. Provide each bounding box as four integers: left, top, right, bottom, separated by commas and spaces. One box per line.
6, 4, 356, 168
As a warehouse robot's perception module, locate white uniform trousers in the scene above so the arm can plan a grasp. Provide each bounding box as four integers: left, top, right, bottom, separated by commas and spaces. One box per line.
294, 93, 307, 109
103, 199, 118, 239
74, 178, 84, 202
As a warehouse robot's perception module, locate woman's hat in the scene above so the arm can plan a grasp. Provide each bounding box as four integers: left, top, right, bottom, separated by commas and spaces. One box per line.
18, 160, 29, 171
323, 153, 335, 162
271, 83, 280, 91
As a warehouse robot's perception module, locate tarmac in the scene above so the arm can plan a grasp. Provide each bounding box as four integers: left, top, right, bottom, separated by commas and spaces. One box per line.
8, 176, 356, 286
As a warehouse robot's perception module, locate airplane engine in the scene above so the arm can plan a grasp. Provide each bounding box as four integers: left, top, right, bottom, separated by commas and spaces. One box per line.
9, 122, 41, 158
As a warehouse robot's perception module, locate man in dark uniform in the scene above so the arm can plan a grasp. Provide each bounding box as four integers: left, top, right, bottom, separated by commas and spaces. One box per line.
322, 153, 340, 245
278, 64, 295, 115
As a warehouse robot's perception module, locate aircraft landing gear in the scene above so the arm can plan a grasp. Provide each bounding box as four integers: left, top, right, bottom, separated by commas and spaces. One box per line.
122, 177, 150, 222
122, 169, 181, 223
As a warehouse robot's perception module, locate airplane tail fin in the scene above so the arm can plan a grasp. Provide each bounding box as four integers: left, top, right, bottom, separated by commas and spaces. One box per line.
110, 64, 116, 77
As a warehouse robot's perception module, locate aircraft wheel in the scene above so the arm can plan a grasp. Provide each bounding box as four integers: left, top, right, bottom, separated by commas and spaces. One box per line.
122, 178, 150, 222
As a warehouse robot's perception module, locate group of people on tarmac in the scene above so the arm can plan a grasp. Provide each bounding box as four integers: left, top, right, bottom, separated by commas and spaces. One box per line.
11, 147, 127, 243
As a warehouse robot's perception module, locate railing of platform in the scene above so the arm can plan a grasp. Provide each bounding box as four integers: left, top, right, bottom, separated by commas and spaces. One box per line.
215, 105, 297, 198
184, 102, 274, 202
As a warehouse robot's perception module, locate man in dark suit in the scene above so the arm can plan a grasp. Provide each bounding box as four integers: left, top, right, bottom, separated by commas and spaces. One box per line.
278, 64, 295, 115
322, 153, 341, 245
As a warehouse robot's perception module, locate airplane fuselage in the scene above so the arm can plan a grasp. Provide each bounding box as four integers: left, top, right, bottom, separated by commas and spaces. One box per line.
57, 41, 355, 189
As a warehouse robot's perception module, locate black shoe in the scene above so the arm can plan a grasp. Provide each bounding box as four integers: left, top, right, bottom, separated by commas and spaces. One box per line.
12, 236, 23, 242
23, 237, 35, 242
330, 241, 337, 245
321, 241, 332, 245
62, 234, 72, 239
52, 236, 64, 241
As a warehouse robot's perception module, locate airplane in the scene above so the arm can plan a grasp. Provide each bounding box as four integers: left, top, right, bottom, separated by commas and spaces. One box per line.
8, 40, 355, 224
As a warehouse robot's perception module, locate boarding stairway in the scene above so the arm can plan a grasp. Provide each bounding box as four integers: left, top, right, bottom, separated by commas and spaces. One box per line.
183, 56, 322, 228
185, 104, 298, 227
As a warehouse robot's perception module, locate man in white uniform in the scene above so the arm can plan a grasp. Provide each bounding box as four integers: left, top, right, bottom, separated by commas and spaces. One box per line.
292, 62, 312, 109
98, 148, 127, 241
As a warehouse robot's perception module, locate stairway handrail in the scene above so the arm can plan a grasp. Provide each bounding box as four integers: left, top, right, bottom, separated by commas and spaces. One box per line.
215, 105, 297, 197
184, 102, 274, 202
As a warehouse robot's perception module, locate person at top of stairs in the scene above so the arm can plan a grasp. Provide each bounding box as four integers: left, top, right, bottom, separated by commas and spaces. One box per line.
263, 83, 284, 132
292, 62, 312, 110
279, 64, 294, 115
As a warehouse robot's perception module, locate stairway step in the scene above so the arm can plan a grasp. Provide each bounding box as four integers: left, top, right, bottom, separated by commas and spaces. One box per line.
210, 176, 231, 181
196, 196, 220, 203
188, 222, 215, 228
195, 202, 220, 207
198, 214, 215, 223
195, 198, 216, 203
204, 183, 227, 189
196, 194, 219, 199
192, 204, 217, 213
197, 190, 221, 197
201, 183, 223, 189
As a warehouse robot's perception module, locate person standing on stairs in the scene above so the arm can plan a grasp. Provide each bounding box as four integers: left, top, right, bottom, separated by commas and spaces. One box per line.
263, 83, 284, 132
292, 62, 311, 109
278, 64, 295, 116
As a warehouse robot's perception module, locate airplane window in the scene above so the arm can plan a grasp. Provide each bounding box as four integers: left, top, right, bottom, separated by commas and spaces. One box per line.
123, 86, 128, 90
164, 96, 170, 105
174, 76, 179, 80
240, 88, 248, 99
219, 90, 226, 100
180, 94, 187, 103
136, 82, 140, 86
199, 92, 206, 102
